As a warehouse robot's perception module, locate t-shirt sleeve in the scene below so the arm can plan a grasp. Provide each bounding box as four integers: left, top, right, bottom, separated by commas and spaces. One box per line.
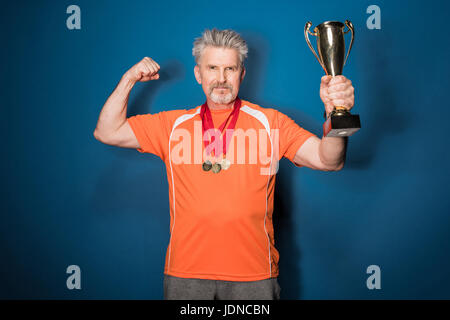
277, 110, 317, 167
126, 112, 169, 160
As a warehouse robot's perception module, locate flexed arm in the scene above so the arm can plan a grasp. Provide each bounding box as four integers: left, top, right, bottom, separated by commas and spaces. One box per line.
93, 57, 160, 148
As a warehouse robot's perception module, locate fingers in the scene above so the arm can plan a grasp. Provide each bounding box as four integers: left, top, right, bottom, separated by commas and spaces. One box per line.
125, 57, 161, 82
331, 99, 347, 106
142, 57, 159, 75
320, 75, 355, 109
146, 57, 160, 69
325, 75, 354, 100
328, 83, 348, 93
141, 74, 159, 81
320, 76, 331, 97
329, 75, 349, 85
320, 75, 332, 88
321, 75, 352, 92
321, 75, 349, 87
138, 57, 160, 81
330, 96, 354, 108
328, 87, 354, 100
143, 57, 160, 72
329, 91, 354, 108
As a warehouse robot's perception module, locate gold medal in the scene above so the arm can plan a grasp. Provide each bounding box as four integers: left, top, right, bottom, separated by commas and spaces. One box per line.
202, 160, 212, 171
211, 162, 221, 173
221, 158, 231, 170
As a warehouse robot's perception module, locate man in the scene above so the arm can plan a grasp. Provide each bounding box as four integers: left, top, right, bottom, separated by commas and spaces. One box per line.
93, 28, 354, 300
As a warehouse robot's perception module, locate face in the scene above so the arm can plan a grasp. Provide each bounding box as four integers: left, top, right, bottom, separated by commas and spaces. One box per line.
194, 46, 246, 104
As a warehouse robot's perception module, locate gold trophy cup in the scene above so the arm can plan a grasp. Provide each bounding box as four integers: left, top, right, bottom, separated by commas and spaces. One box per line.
305, 20, 361, 137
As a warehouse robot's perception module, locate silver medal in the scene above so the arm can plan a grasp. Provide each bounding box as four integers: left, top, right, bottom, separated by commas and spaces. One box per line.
221, 158, 231, 170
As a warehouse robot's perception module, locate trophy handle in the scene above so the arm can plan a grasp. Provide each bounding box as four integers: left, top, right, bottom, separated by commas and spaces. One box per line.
304, 21, 326, 73
343, 20, 354, 67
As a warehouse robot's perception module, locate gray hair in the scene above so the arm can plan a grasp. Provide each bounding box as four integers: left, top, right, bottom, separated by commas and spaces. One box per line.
192, 28, 248, 68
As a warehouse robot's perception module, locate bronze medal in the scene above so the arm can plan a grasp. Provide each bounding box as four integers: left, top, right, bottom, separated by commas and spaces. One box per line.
202, 160, 212, 171
211, 162, 221, 173
221, 158, 231, 170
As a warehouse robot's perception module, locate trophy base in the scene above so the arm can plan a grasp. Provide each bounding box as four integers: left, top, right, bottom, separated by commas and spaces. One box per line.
323, 113, 361, 137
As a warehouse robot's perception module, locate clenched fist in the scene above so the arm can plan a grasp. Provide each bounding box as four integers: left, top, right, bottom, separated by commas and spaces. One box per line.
320, 75, 355, 117
125, 57, 160, 83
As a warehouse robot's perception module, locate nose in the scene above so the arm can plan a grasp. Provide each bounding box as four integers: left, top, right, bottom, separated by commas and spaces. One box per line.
218, 69, 226, 83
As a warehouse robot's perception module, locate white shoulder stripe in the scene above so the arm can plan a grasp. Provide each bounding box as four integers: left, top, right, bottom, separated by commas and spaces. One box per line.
240, 105, 271, 137
172, 107, 201, 129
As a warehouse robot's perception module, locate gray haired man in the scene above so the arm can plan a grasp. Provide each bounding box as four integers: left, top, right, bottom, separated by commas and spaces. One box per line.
94, 28, 354, 300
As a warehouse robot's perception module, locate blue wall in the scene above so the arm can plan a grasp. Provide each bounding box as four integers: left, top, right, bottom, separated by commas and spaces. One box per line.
1, 0, 450, 299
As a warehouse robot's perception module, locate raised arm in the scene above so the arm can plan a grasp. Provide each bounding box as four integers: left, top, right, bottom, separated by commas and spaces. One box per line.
293, 75, 354, 171
293, 135, 347, 171
93, 57, 160, 148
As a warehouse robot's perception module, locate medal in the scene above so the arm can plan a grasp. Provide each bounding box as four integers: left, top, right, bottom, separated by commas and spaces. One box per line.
211, 162, 222, 173
200, 97, 241, 173
221, 158, 231, 170
202, 160, 212, 171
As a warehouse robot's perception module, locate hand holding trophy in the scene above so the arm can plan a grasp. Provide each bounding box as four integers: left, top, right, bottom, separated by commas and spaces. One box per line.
305, 20, 361, 137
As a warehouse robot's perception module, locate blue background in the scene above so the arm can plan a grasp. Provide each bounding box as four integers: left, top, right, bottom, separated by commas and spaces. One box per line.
1, 0, 449, 299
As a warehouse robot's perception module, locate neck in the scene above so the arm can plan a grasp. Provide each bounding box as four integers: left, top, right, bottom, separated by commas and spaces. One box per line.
206, 97, 236, 111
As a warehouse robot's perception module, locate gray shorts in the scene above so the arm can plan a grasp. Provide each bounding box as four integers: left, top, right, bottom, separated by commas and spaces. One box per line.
163, 274, 281, 300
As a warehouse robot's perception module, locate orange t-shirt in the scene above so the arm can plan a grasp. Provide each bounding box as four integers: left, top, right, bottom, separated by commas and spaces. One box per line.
127, 99, 316, 281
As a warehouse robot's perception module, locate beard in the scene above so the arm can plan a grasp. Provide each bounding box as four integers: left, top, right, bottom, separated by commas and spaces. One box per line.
209, 83, 234, 104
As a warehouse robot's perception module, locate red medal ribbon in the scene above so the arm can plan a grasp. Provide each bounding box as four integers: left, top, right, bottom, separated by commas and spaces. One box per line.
200, 97, 241, 158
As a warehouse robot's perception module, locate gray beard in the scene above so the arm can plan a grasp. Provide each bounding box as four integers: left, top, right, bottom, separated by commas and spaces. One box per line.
210, 91, 234, 104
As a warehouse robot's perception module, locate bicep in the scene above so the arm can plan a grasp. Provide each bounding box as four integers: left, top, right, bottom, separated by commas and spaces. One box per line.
292, 136, 330, 171
105, 120, 141, 149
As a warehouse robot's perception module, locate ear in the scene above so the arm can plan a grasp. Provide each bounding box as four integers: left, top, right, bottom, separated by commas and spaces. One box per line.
194, 65, 202, 84
240, 66, 246, 82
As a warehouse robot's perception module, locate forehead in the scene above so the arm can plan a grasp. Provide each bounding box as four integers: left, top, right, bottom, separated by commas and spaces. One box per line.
200, 46, 239, 66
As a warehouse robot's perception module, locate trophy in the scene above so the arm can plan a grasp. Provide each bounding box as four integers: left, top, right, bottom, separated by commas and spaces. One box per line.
304, 20, 361, 137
